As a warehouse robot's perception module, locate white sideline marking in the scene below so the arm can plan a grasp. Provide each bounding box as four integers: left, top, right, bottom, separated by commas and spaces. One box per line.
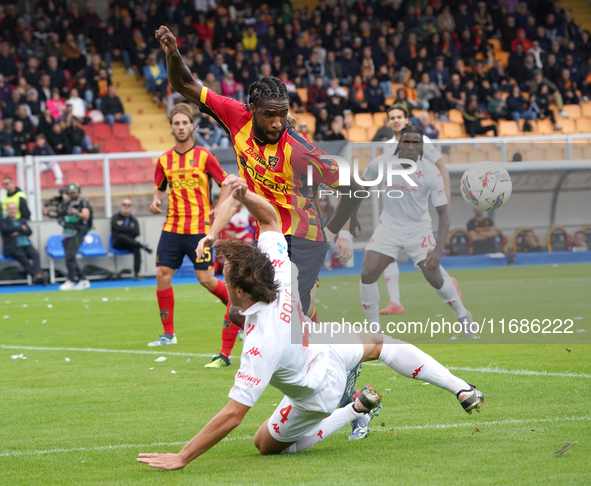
2, 345, 591, 379
1, 416, 588, 458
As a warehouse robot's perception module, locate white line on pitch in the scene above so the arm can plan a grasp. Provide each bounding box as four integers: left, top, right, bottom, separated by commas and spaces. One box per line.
1, 416, 588, 458
2, 345, 590, 379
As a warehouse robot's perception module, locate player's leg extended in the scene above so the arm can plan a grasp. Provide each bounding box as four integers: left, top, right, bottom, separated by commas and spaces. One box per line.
204, 302, 242, 368
358, 334, 484, 414
150, 265, 177, 346
195, 268, 229, 305
360, 250, 394, 326
380, 262, 405, 315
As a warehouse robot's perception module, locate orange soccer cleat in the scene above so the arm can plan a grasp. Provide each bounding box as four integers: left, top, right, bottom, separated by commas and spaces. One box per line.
379, 302, 405, 315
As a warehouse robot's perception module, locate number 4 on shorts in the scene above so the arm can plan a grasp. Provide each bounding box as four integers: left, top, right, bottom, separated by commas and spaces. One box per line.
280, 405, 292, 423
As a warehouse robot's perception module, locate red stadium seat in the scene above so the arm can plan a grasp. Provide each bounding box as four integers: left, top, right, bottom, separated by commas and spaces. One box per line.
64, 169, 87, 185
102, 138, 123, 153
82, 125, 93, 138
112, 123, 131, 138
93, 123, 113, 140
109, 167, 128, 185
85, 169, 104, 186
122, 136, 143, 152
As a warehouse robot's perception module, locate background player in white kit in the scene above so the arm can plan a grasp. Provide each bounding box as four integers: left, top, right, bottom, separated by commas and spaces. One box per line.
376, 104, 456, 315
137, 175, 483, 471
357, 125, 473, 332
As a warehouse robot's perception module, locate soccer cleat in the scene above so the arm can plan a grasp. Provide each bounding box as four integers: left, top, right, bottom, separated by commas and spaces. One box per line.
204, 354, 231, 368
75, 279, 91, 290
451, 277, 462, 299
379, 302, 405, 315
338, 363, 363, 408
460, 312, 476, 337
353, 384, 383, 414
147, 334, 177, 347
59, 280, 76, 291
457, 384, 485, 414
349, 404, 383, 440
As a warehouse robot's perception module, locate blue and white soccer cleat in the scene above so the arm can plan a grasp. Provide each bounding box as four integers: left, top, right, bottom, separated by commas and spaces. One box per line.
339, 363, 363, 408
147, 334, 177, 347
349, 404, 383, 440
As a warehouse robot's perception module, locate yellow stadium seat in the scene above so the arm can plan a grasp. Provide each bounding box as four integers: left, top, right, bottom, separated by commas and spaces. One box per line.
580, 102, 591, 118
442, 122, 465, 138
373, 112, 387, 127
562, 105, 582, 119
354, 113, 374, 128
535, 118, 554, 135
498, 120, 520, 137
488, 38, 502, 53
556, 118, 576, 133
576, 118, 591, 133
296, 88, 308, 105
347, 127, 369, 142
495, 51, 510, 67
448, 109, 463, 124
391, 83, 404, 97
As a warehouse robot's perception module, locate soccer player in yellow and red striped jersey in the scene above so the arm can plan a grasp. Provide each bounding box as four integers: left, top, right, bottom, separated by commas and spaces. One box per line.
156, 26, 362, 365
147, 103, 231, 347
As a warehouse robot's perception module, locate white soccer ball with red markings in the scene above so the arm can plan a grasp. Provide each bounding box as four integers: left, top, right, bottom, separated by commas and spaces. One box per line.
460, 162, 512, 211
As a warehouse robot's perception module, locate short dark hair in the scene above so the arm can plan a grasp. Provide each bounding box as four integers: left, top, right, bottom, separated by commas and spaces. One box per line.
248, 76, 289, 107
214, 239, 279, 304
399, 124, 424, 140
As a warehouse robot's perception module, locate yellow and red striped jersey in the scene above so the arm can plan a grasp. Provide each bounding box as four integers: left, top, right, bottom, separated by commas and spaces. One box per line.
199, 87, 340, 242
155, 144, 227, 234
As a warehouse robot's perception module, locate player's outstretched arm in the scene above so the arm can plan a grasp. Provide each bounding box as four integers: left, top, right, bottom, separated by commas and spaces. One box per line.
156, 26, 203, 106
224, 174, 280, 234
196, 191, 242, 258
137, 399, 250, 470
424, 204, 451, 271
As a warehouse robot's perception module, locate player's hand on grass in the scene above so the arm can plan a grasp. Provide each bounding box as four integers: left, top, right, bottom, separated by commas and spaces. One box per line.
423, 248, 442, 271
197, 233, 215, 259
335, 237, 353, 263
223, 174, 248, 200
150, 196, 163, 214
156, 26, 178, 56
137, 452, 187, 470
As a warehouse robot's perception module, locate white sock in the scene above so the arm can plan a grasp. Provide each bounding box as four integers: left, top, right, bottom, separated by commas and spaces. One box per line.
435, 269, 468, 319
383, 262, 401, 304
281, 403, 363, 454
360, 281, 380, 327
378, 336, 469, 394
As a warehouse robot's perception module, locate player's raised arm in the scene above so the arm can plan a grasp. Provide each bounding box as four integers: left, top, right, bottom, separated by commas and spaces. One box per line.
224, 175, 280, 234
196, 192, 242, 258
156, 26, 203, 106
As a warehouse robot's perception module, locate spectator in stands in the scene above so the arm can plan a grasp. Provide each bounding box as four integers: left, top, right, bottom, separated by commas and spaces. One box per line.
572, 231, 589, 251
1, 176, 29, 219
67, 117, 94, 154
417, 113, 439, 140
528, 70, 568, 118
507, 85, 537, 127
0, 46, 18, 85
325, 52, 343, 82
445, 74, 466, 110
0, 120, 15, 157
48, 122, 71, 155
307, 76, 328, 114
47, 89, 66, 121
518, 229, 544, 252
533, 84, 562, 131
462, 97, 498, 138
66, 88, 86, 120
144, 52, 168, 105
220, 72, 244, 102
62, 32, 86, 76
101, 85, 131, 127
314, 108, 331, 142
340, 48, 361, 86
417, 72, 443, 113
14, 104, 34, 135
365, 77, 386, 113
429, 57, 450, 92
11, 121, 29, 157
194, 112, 223, 149
467, 210, 499, 255
487, 90, 509, 122
327, 92, 347, 119
557, 68, 580, 105
203, 72, 222, 95
0, 202, 44, 284
348, 75, 369, 113
31, 133, 63, 184
326, 117, 347, 141
111, 199, 152, 281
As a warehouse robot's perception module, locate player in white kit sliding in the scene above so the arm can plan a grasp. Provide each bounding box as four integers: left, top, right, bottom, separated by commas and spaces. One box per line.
358, 124, 473, 332
137, 175, 483, 471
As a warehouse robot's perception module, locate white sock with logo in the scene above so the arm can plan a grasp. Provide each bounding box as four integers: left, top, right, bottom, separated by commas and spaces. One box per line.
280, 403, 363, 454
383, 262, 401, 305
360, 281, 380, 327
378, 336, 468, 394
434, 268, 468, 319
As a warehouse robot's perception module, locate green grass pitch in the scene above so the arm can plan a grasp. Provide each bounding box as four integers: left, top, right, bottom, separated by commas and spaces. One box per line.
1, 264, 590, 485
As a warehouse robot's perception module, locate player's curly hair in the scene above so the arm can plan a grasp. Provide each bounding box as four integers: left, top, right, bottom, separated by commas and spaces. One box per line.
214, 239, 279, 304
394, 125, 424, 158
248, 76, 289, 107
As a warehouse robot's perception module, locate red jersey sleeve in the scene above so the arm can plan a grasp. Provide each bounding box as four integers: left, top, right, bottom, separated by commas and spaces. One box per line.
205, 152, 228, 186
155, 159, 167, 191
200, 87, 252, 139
289, 134, 340, 188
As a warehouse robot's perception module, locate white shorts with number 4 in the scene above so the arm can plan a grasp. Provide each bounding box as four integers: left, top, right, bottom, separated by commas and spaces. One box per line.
366, 223, 436, 268
267, 342, 363, 443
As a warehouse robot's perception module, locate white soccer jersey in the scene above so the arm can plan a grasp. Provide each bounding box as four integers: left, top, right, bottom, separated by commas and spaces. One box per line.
228, 231, 331, 411
384, 134, 442, 164
363, 155, 448, 228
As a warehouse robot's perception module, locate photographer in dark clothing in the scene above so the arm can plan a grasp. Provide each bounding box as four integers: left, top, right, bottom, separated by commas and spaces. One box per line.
43, 183, 92, 291
111, 199, 152, 280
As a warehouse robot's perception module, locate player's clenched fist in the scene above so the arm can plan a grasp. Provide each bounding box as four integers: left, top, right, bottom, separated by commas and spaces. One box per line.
155, 26, 178, 56
223, 174, 248, 200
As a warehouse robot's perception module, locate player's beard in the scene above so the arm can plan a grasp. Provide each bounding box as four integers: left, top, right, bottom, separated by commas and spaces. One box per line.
174, 132, 193, 144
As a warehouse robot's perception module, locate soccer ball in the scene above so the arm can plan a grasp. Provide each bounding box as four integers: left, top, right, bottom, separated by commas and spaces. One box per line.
460, 162, 512, 211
